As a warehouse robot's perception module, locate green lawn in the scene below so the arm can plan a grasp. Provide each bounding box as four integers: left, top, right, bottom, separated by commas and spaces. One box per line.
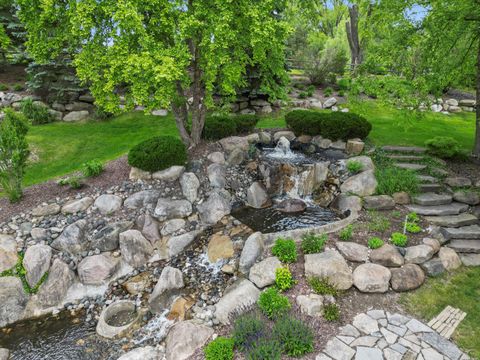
25, 112, 179, 185
401, 267, 480, 359
20, 100, 477, 186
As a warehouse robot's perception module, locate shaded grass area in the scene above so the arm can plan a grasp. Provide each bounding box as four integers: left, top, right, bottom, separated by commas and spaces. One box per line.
25, 112, 178, 186
400, 267, 480, 359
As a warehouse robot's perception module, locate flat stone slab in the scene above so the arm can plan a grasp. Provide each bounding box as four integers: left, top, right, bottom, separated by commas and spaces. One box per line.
441, 224, 480, 240
382, 146, 426, 153
419, 184, 443, 193
405, 203, 468, 216
394, 163, 427, 171
414, 193, 452, 206
425, 213, 478, 228
460, 253, 480, 266
448, 240, 480, 253
417, 175, 437, 183
386, 155, 424, 161
428, 305, 467, 339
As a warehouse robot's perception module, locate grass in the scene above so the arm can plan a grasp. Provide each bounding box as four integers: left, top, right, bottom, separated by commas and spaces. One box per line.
401, 267, 480, 359
25, 112, 178, 186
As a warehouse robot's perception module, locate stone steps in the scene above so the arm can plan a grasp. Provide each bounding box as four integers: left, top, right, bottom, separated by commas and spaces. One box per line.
394, 163, 427, 171
382, 146, 426, 153
448, 240, 480, 253
441, 225, 480, 240
387, 155, 424, 161
417, 175, 437, 183
425, 213, 479, 228
419, 184, 443, 193
414, 193, 452, 206
406, 202, 469, 216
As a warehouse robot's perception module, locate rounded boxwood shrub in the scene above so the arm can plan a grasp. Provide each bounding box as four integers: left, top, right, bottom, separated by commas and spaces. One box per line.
128, 136, 187, 172
203, 114, 259, 140
204, 337, 234, 360
234, 115, 259, 133
285, 110, 372, 140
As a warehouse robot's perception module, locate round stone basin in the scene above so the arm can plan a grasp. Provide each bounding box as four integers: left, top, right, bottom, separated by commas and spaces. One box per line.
96, 300, 142, 339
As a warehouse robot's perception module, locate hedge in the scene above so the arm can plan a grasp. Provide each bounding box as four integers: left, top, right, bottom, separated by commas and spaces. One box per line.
202, 114, 259, 140
128, 136, 187, 172
285, 110, 372, 140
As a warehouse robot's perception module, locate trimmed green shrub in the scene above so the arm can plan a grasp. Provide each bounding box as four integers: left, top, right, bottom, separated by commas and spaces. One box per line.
391, 232, 408, 247
405, 223, 422, 234
272, 316, 314, 357
272, 238, 297, 263
233, 313, 265, 351
301, 233, 327, 254
375, 166, 419, 195
285, 110, 372, 140
339, 225, 353, 241
347, 160, 363, 173
275, 267, 294, 291
203, 114, 259, 140
0, 109, 30, 202
425, 136, 467, 160
258, 287, 291, 319
323, 304, 340, 321
234, 115, 259, 134
128, 136, 187, 172
308, 277, 338, 297
204, 337, 234, 360
337, 78, 351, 90
20, 98, 56, 125
368, 237, 384, 249
247, 338, 282, 360
82, 159, 103, 177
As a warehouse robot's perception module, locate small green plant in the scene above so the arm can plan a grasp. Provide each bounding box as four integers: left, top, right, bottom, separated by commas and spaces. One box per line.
272, 316, 314, 357
391, 210, 402, 218
407, 212, 420, 223
338, 90, 345, 97
339, 225, 353, 241
346, 160, 363, 174
0, 83, 8, 91
58, 176, 83, 189
82, 159, 103, 177
308, 277, 338, 297
323, 303, 340, 321
272, 238, 297, 263
1, 253, 48, 294
405, 222, 422, 234
258, 287, 291, 319
367, 211, 391, 232
204, 337, 234, 360
301, 233, 327, 254
324, 87, 334, 97
13, 83, 24, 91
20, 98, 56, 125
0, 109, 30, 203
233, 313, 265, 351
368, 237, 384, 249
391, 232, 408, 247
375, 166, 419, 195
306, 85, 316, 97
275, 267, 294, 291
246, 338, 282, 360
298, 91, 308, 99
425, 136, 467, 160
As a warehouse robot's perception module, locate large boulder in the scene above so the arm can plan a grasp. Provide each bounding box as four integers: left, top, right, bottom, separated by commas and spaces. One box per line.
140, 214, 161, 243
331, 195, 362, 213
336, 242, 369, 262
323, 97, 337, 109
165, 321, 214, 360
453, 190, 480, 205
370, 244, 404, 267
31, 203, 61, 217
207, 234, 234, 263
161, 219, 186, 236
50, 220, 88, 255
162, 231, 199, 258
296, 294, 324, 316
304, 250, 353, 290
90, 221, 133, 252
117, 347, 160, 360
439, 247, 462, 271
353, 263, 391, 293
239, 232, 264, 274
248, 256, 282, 288
363, 195, 395, 210
94, 194, 123, 215
197, 191, 231, 225
154, 198, 192, 221
23, 244, 52, 288
276, 199, 307, 213
152, 166, 185, 181
207, 163, 226, 189
180, 172, 200, 203
36, 259, 74, 308
119, 230, 154, 267
343, 156, 375, 172
61, 197, 93, 214
0, 234, 18, 273
77, 254, 119, 285
219, 136, 249, 152
390, 264, 425, 291
0, 277, 28, 327
340, 170, 377, 196
404, 245, 435, 264
149, 266, 184, 313
214, 279, 260, 324
124, 190, 160, 210
63, 110, 89, 122
246, 182, 272, 209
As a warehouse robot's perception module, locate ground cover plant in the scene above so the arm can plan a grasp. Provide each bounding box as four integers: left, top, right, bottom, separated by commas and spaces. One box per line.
368, 237, 384, 249
339, 224, 354, 241
301, 233, 327, 254
204, 337, 234, 360
308, 277, 338, 297
272, 238, 298, 263
391, 232, 408, 247
275, 267, 295, 291
258, 287, 291, 319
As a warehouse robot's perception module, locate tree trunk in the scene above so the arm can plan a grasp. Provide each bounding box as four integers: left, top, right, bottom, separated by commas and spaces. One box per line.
474, 39, 480, 156
346, 4, 362, 71
188, 41, 206, 147
172, 82, 192, 147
